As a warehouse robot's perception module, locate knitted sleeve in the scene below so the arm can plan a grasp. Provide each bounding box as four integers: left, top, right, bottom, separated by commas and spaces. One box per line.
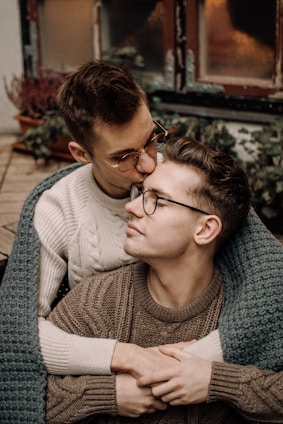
208, 362, 283, 422
45, 279, 118, 423
46, 374, 117, 424
0, 163, 81, 424
35, 189, 71, 318
34, 166, 117, 375
216, 209, 283, 371
184, 329, 223, 362
45, 267, 136, 423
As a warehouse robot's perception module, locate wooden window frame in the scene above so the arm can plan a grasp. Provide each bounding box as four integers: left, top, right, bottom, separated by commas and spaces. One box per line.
186, 0, 283, 97
20, 0, 283, 117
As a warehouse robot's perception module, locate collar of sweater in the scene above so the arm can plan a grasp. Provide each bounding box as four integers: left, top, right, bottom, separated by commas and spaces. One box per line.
132, 262, 223, 322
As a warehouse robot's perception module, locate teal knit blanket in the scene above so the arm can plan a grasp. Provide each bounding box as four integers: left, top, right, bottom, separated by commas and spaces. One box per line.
216, 212, 283, 372
0, 163, 81, 423
0, 162, 282, 423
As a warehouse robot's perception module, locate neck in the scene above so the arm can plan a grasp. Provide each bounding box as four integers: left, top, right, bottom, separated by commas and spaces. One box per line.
92, 169, 130, 199
147, 256, 215, 308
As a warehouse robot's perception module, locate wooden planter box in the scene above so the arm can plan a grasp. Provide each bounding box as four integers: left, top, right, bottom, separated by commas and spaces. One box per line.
13, 114, 74, 162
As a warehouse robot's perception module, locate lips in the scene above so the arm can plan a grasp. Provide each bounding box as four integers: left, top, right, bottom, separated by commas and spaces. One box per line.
126, 222, 143, 235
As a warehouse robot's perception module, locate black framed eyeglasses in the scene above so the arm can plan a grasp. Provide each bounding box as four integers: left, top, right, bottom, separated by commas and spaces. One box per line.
142, 190, 210, 216
107, 120, 168, 172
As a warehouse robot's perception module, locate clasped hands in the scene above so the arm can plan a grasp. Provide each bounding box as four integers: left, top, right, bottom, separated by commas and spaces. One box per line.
111, 341, 212, 417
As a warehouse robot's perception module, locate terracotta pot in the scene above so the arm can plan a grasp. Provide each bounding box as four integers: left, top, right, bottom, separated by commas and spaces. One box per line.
14, 114, 44, 134
13, 114, 74, 162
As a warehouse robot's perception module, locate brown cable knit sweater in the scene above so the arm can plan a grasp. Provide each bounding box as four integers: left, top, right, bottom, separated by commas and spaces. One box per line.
46, 262, 283, 424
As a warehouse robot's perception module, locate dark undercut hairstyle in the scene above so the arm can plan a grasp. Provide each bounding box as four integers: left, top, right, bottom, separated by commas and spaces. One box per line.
162, 136, 252, 247
57, 60, 147, 150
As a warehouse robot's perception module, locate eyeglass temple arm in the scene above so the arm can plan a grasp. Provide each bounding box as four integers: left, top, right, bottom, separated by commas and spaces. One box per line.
158, 196, 210, 215
153, 119, 168, 137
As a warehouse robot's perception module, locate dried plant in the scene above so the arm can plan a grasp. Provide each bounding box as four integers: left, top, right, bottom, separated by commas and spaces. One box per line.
4, 70, 65, 119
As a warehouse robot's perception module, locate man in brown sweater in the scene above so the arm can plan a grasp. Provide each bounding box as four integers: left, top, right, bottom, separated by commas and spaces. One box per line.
46, 137, 282, 423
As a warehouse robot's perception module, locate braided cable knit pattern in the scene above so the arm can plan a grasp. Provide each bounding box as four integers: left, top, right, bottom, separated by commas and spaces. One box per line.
0, 163, 81, 423
216, 209, 283, 371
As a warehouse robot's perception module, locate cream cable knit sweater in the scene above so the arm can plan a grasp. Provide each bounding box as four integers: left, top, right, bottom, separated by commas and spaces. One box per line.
35, 164, 137, 374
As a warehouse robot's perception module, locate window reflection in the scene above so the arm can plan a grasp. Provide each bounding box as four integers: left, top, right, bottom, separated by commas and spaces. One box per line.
38, 0, 94, 72
201, 0, 276, 80
100, 0, 165, 84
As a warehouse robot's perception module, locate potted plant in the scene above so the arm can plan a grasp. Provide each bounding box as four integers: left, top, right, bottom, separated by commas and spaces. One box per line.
4, 70, 73, 162
24, 111, 72, 164
239, 118, 283, 234
153, 108, 283, 234
152, 111, 238, 159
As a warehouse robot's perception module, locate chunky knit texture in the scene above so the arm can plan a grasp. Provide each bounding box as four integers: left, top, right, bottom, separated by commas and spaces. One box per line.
216, 211, 283, 371
46, 262, 225, 423
0, 163, 81, 424
46, 263, 283, 423
0, 163, 282, 423
35, 163, 136, 375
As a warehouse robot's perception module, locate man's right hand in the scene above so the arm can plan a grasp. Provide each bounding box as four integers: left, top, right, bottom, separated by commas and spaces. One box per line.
116, 373, 167, 417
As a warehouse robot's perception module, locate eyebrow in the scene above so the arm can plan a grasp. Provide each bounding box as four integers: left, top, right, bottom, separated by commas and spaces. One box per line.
143, 186, 173, 199
109, 124, 157, 158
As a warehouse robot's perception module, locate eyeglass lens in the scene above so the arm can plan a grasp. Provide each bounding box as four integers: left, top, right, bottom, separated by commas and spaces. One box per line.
142, 190, 157, 215
117, 131, 165, 172
142, 190, 210, 216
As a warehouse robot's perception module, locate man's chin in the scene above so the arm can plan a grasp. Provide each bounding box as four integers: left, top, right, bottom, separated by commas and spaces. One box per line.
124, 243, 132, 256
124, 243, 141, 259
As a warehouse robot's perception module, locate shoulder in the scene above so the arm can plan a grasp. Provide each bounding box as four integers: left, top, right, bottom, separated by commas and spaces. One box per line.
70, 263, 143, 308
34, 164, 94, 216
43, 164, 94, 197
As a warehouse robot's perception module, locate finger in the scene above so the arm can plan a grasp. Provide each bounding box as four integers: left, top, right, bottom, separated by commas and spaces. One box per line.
169, 398, 183, 406
153, 399, 167, 411
138, 373, 169, 387
159, 345, 191, 361
159, 389, 183, 404
151, 381, 175, 398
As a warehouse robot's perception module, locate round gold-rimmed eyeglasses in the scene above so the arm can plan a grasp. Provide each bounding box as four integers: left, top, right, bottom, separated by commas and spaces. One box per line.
107, 120, 168, 172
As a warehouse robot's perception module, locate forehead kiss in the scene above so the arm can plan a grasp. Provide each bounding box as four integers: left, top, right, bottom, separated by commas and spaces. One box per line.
142, 161, 201, 201
127, 160, 204, 217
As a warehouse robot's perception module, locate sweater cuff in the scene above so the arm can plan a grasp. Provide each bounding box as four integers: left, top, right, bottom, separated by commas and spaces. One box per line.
208, 362, 242, 403
40, 317, 117, 375
83, 374, 117, 415
183, 329, 224, 362
69, 337, 117, 375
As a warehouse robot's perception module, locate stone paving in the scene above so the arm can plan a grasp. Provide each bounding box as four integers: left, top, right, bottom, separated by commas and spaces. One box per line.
0, 134, 69, 280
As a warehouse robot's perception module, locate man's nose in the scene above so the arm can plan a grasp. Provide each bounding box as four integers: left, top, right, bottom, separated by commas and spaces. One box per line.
125, 193, 144, 216
135, 150, 156, 174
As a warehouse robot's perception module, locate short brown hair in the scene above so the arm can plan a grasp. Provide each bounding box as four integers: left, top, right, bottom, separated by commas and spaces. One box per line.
57, 61, 147, 150
162, 137, 251, 246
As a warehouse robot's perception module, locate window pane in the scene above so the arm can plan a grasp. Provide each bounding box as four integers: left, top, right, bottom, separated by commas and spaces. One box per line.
100, 0, 165, 85
200, 0, 276, 81
38, 0, 94, 72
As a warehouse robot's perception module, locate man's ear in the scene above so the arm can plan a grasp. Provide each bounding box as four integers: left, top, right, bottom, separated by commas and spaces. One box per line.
194, 215, 222, 246
68, 141, 92, 164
